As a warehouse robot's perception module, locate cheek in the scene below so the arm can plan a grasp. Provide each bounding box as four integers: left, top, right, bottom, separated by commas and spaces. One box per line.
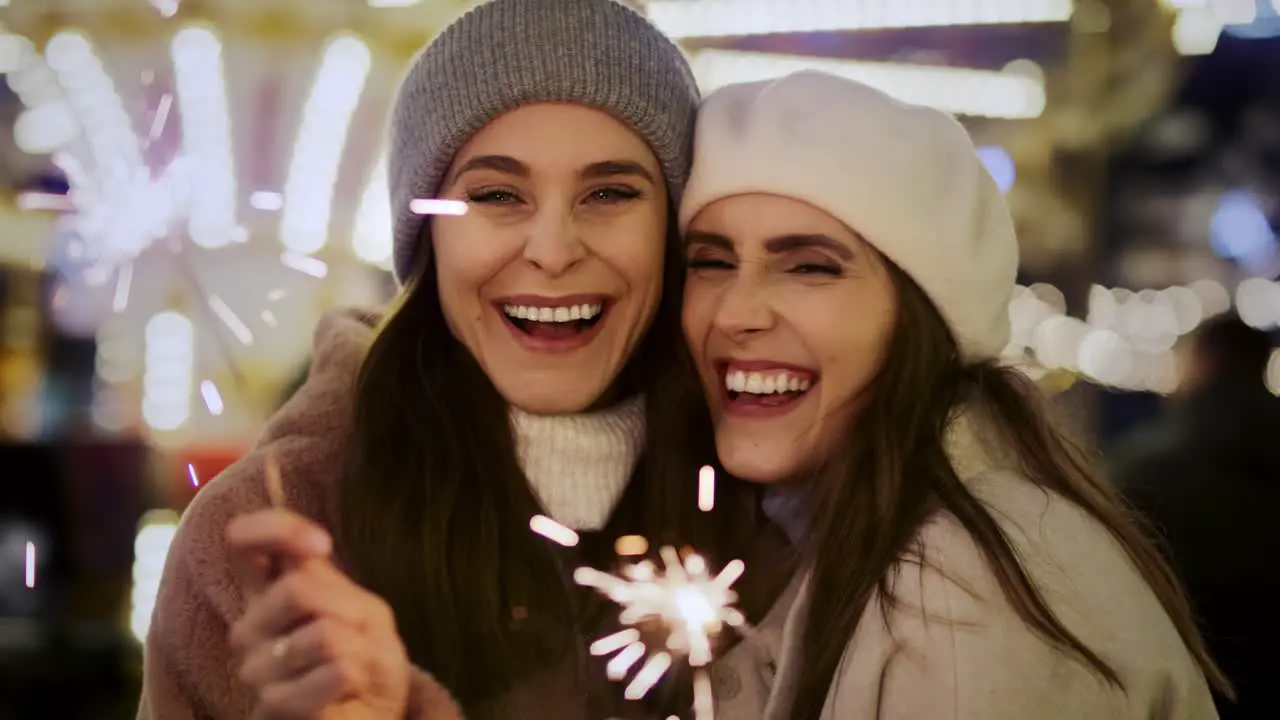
589, 213, 666, 293
432, 221, 513, 295
811, 293, 897, 403
431, 222, 518, 332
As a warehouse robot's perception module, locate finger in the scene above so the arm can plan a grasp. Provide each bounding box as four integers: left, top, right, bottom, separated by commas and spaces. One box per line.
229, 549, 272, 598
250, 662, 354, 720
230, 558, 379, 654
238, 617, 370, 690
226, 509, 332, 561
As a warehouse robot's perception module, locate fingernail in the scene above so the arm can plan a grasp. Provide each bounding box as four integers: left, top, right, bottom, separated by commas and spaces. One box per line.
307, 529, 332, 555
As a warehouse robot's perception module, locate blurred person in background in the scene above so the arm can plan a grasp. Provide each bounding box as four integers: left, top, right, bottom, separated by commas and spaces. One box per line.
139, 0, 795, 718
679, 71, 1227, 719
1112, 313, 1279, 719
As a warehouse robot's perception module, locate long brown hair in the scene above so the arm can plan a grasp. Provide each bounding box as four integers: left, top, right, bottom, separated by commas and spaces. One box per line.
335, 220, 751, 710
791, 264, 1231, 720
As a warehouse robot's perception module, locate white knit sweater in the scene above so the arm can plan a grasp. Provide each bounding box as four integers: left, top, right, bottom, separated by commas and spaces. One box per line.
509, 395, 646, 531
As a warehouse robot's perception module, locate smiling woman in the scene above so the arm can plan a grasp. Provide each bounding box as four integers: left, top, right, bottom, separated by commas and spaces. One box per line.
139, 1, 797, 719
681, 70, 1229, 720
429, 104, 669, 414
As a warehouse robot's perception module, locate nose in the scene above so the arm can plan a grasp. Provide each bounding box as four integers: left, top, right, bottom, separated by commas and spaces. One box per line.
522, 211, 587, 277
713, 276, 775, 341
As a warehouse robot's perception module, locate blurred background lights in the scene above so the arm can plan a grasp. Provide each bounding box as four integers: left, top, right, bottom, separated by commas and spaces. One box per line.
130, 510, 180, 643
1007, 276, 1280, 395
1209, 189, 1276, 264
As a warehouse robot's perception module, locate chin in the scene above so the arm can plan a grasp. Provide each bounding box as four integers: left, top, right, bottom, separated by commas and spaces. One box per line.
500, 381, 609, 415
716, 439, 800, 485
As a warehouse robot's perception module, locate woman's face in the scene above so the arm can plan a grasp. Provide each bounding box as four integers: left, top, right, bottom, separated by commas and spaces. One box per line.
682, 194, 899, 483
430, 103, 668, 414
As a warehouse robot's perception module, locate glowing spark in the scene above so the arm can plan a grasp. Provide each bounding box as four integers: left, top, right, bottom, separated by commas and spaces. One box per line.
409, 198, 468, 216
16, 192, 75, 212
693, 669, 714, 718
113, 262, 134, 312
575, 547, 745, 715
615, 534, 649, 557
590, 628, 640, 656
148, 93, 173, 141
199, 379, 224, 416
698, 465, 716, 512
24, 542, 35, 588
207, 295, 254, 345
149, 0, 180, 17
529, 514, 579, 547
280, 251, 329, 279
186, 463, 200, 488
267, 289, 286, 302
261, 310, 278, 327
605, 641, 646, 679
250, 191, 284, 212
624, 652, 672, 700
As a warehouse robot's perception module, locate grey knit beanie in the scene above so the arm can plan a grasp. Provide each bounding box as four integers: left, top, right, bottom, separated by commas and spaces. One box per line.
388, 0, 699, 284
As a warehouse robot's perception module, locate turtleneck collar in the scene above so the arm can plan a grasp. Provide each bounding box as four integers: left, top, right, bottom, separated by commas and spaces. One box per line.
509, 395, 646, 531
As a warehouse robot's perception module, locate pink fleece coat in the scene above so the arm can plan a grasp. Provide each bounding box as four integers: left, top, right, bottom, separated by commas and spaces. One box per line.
137, 308, 796, 720
137, 308, 463, 719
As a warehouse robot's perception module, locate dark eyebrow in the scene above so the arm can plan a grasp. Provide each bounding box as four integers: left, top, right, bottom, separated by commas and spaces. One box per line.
765, 234, 854, 261
445, 154, 529, 187
685, 231, 855, 262
684, 231, 734, 250
580, 160, 657, 185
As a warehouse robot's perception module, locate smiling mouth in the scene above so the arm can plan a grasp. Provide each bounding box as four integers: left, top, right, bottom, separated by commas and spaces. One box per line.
721, 364, 817, 408
500, 301, 608, 340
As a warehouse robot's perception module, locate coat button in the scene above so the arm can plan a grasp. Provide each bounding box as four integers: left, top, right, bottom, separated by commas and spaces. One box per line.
712, 664, 742, 700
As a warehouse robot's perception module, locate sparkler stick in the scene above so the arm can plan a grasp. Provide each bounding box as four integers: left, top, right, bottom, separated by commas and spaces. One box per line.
263, 449, 286, 509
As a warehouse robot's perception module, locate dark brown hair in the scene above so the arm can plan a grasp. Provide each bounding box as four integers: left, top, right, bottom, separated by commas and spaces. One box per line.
790, 264, 1231, 720
335, 219, 752, 711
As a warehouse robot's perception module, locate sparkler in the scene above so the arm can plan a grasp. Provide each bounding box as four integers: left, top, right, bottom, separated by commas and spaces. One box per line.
535, 466, 741, 719
264, 450, 286, 509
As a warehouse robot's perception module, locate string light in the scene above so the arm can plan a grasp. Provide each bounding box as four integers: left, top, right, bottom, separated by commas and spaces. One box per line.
280, 34, 372, 255
691, 50, 1046, 119
130, 510, 180, 642
647, 0, 1074, 38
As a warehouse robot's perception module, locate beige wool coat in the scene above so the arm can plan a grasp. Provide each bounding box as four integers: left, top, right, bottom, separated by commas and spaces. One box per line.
707, 416, 1220, 719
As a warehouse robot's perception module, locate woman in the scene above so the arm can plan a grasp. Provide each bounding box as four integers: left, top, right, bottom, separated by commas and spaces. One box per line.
679, 71, 1230, 719
138, 1, 793, 718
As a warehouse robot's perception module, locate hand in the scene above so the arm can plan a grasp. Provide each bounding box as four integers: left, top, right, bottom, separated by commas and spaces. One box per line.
226, 509, 410, 719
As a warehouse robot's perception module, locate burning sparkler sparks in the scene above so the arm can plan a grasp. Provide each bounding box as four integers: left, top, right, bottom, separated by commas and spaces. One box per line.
535, 465, 740, 719
576, 548, 746, 710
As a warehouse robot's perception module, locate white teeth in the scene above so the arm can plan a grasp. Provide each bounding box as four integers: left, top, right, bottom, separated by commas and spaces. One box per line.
503, 303, 603, 323
722, 368, 813, 395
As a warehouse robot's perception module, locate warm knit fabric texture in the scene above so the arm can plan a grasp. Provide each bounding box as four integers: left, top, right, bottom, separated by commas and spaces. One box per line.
679, 70, 1019, 361
512, 395, 645, 531
388, 0, 699, 284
